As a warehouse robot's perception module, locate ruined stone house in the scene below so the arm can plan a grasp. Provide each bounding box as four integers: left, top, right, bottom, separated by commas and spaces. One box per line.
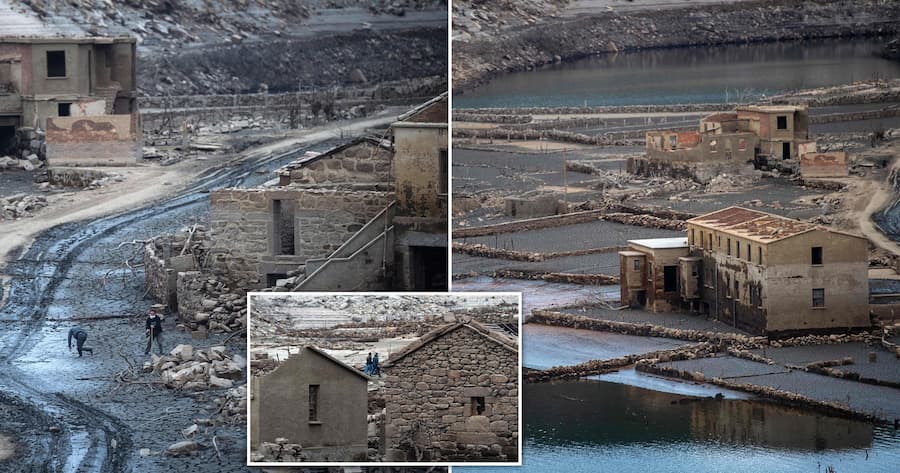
620, 207, 870, 335
206, 93, 448, 292
250, 346, 371, 461
382, 320, 518, 462
635, 105, 814, 180
0, 36, 139, 165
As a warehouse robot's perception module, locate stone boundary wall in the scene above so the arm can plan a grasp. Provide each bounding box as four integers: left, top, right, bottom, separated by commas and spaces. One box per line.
452, 113, 532, 124
636, 360, 878, 423
455, 104, 735, 115
453, 270, 620, 286
452, 127, 645, 145
525, 344, 715, 382
453, 210, 606, 238
452, 242, 626, 262
144, 242, 174, 309
529, 309, 758, 345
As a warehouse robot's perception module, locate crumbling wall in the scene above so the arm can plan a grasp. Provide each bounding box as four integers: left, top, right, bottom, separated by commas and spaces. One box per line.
628, 156, 756, 184
383, 328, 518, 462
45, 114, 139, 166
800, 151, 849, 178
504, 193, 562, 218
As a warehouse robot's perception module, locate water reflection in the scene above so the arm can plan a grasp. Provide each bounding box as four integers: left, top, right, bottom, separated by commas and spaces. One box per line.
456, 38, 900, 108
527, 379, 873, 451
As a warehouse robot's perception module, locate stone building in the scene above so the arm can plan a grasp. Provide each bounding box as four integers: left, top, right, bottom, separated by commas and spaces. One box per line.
382, 320, 519, 462
635, 105, 813, 181
0, 36, 139, 165
206, 93, 448, 292
251, 346, 371, 461
620, 207, 870, 335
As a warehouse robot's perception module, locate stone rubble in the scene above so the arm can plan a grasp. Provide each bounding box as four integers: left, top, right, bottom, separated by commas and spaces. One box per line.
148, 344, 245, 391
0, 193, 49, 221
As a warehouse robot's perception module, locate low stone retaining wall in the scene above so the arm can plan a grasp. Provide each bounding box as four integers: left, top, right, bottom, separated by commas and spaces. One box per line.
452, 242, 626, 262
453, 270, 619, 286
636, 361, 878, 423
529, 309, 758, 345
526, 343, 716, 382
453, 210, 606, 238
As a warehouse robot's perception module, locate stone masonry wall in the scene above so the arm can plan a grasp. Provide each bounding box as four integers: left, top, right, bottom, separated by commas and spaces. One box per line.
383, 328, 518, 462
286, 141, 393, 185
209, 188, 395, 288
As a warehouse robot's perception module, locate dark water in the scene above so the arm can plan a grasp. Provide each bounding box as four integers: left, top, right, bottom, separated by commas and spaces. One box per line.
455, 38, 900, 108
458, 379, 900, 473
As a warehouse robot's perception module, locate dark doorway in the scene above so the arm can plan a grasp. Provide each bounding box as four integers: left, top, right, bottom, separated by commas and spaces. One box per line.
58, 103, 71, 116
663, 266, 678, 292
266, 273, 287, 287
0, 125, 15, 155
782, 142, 791, 160
272, 199, 295, 255
410, 246, 447, 290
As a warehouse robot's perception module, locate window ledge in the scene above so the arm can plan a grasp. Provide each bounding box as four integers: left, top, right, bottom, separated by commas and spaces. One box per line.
811, 306, 826, 310
308, 421, 323, 425
46, 76, 68, 80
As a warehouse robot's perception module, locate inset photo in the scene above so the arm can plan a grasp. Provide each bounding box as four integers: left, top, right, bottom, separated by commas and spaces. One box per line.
247, 292, 522, 466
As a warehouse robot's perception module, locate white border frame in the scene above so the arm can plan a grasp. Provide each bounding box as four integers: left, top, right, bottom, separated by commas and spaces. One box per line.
245, 291, 524, 468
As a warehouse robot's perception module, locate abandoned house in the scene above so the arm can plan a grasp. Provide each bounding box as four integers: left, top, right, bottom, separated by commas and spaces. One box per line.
382, 319, 519, 462
206, 93, 448, 291
0, 36, 139, 165
619, 206, 870, 335
250, 346, 371, 461
635, 105, 817, 180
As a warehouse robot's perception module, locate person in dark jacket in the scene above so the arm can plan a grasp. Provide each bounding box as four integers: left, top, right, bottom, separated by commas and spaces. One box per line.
144, 309, 164, 355
365, 352, 373, 375
67, 326, 93, 357
373, 352, 381, 377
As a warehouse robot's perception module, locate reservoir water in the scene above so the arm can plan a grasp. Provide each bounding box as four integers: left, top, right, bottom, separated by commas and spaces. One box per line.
457, 379, 900, 473
455, 38, 900, 108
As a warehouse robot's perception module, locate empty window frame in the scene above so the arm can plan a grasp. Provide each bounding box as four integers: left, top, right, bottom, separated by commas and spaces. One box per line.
735, 241, 740, 258
758, 247, 763, 265
812, 288, 825, 308
633, 258, 640, 271
308, 384, 320, 421
708, 233, 713, 250
746, 244, 751, 261
734, 280, 740, 300
57, 103, 71, 116
46, 50, 66, 77
727, 238, 731, 256
725, 274, 731, 298
690, 229, 695, 245
470, 396, 486, 416
811, 246, 823, 265
776, 115, 788, 130
738, 138, 746, 151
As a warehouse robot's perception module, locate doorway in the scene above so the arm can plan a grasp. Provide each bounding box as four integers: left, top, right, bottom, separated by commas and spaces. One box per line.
781, 142, 791, 160
410, 246, 447, 290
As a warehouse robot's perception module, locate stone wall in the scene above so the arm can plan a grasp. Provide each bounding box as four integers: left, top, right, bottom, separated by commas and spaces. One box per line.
283, 141, 393, 185
209, 188, 395, 288
383, 327, 518, 462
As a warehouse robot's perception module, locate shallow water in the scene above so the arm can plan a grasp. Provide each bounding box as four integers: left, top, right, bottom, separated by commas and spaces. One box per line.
456, 38, 900, 108
458, 379, 900, 473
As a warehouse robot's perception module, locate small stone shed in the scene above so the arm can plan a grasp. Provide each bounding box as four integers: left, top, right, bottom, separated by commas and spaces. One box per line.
382, 319, 519, 462
251, 345, 371, 461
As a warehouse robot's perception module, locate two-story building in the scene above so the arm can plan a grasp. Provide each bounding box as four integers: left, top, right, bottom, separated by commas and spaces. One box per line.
620, 207, 870, 335
0, 36, 139, 165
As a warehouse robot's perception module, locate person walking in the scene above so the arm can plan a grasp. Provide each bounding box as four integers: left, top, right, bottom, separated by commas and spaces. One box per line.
144, 309, 164, 355
365, 352, 373, 375
67, 326, 93, 357
373, 352, 381, 377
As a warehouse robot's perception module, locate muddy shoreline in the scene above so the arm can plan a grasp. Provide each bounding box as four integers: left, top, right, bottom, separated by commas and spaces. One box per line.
453, 0, 900, 93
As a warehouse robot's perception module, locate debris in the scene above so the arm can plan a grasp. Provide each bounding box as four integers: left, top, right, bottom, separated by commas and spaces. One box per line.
165, 440, 203, 457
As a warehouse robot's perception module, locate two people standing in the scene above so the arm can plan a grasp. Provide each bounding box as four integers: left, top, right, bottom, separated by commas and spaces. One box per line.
365, 352, 381, 377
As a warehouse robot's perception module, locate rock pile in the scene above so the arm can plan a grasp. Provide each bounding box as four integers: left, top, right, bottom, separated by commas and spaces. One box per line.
0, 154, 43, 171
1, 193, 48, 220
252, 438, 307, 462
148, 344, 245, 391
176, 274, 247, 335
